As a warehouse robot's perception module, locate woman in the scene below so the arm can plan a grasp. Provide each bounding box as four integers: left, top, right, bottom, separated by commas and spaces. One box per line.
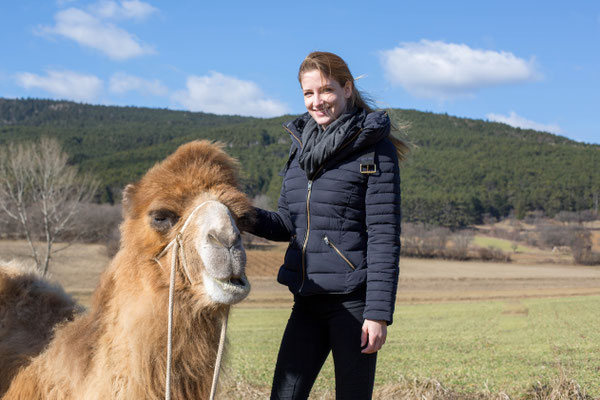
249, 51, 405, 399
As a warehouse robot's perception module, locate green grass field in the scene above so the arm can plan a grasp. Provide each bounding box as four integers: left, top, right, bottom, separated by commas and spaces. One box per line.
227, 296, 600, 398
473, 235, 536, 253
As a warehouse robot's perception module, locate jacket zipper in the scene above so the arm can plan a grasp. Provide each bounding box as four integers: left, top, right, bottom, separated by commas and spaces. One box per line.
298, 161, 326, 292
294, 126, 363, 293
323, 235, 356, 270
299, 180, 312, 292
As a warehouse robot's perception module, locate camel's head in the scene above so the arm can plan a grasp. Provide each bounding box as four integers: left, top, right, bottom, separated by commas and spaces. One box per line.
120, 141, 254, 306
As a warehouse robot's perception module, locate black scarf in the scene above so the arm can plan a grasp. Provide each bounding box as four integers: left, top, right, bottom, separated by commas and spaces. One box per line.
297, 108, 390, 179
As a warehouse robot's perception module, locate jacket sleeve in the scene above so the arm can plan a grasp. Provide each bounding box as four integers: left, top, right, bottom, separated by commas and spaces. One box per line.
363, 139, 401, 325
246, 176, 294, 242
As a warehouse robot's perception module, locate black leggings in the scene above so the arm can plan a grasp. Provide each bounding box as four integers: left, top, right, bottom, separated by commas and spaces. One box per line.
270, 289, 377, 400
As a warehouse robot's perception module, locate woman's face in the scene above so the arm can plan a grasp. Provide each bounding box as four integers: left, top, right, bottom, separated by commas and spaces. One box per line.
300, 70, 352, 128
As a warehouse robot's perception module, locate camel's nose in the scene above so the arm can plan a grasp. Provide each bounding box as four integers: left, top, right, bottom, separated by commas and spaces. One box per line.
187, 200, 249, 304
191, 200, 246, 279
207, 229, 241, 251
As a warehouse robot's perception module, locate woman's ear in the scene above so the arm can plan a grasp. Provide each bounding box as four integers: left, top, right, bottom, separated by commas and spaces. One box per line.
344, 81, 352, 99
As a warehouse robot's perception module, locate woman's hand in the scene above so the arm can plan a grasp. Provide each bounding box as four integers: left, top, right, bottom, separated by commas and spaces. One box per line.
360, 319, 387, 354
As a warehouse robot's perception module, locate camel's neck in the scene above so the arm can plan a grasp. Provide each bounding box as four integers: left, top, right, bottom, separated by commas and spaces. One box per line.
81, 252, 228, 399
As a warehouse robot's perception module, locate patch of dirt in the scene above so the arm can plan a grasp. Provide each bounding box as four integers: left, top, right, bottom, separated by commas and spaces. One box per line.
245, 243, 287, 277
242, 245, 600, 305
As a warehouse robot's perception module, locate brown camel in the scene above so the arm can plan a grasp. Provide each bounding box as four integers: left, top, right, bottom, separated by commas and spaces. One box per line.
0, 140, 254, 399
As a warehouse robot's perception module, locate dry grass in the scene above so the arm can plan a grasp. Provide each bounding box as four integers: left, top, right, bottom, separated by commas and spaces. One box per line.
217, 373, 270, 400
372, 373, 596, 400
524, 369, 593, 400
374, 377, 508, 400
218, 373, 597, 399
217, 375, 478, 400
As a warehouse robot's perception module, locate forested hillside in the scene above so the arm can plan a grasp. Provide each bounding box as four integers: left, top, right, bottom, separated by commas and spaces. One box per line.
1, 98, 598, 227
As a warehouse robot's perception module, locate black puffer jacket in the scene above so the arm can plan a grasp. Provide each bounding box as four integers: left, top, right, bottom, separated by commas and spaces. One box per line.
251, 109, 401, 324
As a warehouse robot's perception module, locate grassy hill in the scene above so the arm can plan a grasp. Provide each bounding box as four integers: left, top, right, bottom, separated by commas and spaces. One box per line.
1, 98, 598, 226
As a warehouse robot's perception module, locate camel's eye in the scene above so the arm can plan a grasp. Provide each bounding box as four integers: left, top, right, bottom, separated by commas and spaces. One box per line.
149, 209, 179, 233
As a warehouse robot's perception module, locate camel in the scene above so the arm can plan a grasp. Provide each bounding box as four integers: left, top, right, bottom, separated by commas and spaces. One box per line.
0, 140, 254, 399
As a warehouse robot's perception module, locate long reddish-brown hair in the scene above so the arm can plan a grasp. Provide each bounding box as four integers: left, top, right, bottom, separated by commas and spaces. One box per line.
298, 51, 409, 160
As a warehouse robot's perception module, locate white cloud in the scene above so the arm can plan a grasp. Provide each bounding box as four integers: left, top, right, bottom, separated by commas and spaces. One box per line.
172, 72, 289, 117
380, 40, 540, 99
39, 7, 155, 60
486, 111, 562, 134
109, 72, 167, 96
15, 69, 103, 102
91, 0, 158, 20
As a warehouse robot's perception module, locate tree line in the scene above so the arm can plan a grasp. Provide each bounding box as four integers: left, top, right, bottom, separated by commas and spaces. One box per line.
1, 98, 599, 228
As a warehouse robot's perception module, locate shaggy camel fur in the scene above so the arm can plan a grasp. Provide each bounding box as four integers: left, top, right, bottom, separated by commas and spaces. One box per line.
0, 261, 81, 395
0, 141, 253, 400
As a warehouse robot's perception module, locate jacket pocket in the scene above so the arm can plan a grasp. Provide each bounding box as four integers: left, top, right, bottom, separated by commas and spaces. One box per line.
323, 235, 356, 270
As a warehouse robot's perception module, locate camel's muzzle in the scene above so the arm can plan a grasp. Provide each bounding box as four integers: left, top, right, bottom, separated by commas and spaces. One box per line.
214, 274, 250, 297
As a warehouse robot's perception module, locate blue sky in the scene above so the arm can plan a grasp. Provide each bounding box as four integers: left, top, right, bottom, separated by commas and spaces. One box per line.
1, 1, 598, 144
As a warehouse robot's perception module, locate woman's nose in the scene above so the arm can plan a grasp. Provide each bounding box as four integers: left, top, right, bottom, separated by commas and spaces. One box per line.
313, 92, 323, 107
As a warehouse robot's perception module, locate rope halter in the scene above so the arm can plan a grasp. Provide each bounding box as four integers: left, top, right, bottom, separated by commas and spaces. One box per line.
153, 200, 234, 400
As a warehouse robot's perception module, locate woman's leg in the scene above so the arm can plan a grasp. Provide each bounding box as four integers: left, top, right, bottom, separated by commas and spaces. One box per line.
328, 295, 377, 400
270, 298, 330, 400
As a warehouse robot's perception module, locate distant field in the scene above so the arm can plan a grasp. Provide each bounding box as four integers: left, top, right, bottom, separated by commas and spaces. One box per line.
243, 245, 600, 306
472, 235, 537, 253
0, 240, 108, 307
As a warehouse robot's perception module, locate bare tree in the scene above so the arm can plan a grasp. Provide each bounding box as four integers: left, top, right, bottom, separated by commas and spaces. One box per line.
0, 137, 98, 275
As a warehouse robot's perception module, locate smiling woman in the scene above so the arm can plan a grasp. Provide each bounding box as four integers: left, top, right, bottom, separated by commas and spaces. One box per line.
247, 51, 407, 399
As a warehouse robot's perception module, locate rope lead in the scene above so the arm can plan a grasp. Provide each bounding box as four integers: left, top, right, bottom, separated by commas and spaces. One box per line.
155, 200, 230, 400
210, 306, 230, 400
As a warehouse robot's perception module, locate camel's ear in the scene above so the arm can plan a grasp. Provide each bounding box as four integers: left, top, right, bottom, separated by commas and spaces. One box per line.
121, 184, 137, 218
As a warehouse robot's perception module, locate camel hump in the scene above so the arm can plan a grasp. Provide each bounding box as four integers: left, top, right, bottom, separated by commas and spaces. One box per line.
0, 260, 82, 397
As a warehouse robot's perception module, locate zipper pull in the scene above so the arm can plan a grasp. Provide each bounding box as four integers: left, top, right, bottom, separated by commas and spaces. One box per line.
307, 180, 312, 190
323, 235, 330, 246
